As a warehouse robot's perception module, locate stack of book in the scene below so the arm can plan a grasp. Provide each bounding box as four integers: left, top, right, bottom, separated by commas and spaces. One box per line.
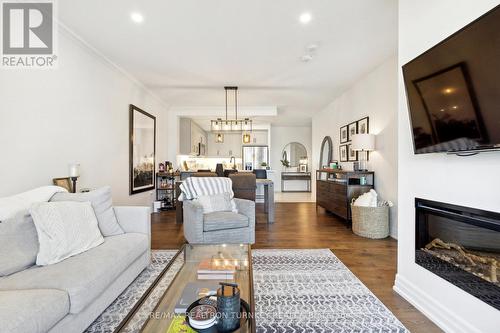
197, 258, 236, 280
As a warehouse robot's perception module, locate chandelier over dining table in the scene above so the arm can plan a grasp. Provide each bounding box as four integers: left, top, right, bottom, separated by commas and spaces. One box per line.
211, 86, 252, 132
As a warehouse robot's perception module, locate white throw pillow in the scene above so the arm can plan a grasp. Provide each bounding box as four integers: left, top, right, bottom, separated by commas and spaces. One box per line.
29, 201, 104, 265
196, 193, 238, 214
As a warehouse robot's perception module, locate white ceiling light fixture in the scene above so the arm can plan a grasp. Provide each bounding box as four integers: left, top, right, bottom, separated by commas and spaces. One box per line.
211, 87, 252, 133
299, 12, 312, 24
130, 12, 144, 23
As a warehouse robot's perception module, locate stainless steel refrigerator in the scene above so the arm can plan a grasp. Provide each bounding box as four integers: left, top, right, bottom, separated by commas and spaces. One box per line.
242, 145, 269, 170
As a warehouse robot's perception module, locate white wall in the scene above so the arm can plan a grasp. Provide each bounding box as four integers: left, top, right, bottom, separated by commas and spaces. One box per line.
0, 27, 168, 206
312, 56, 398, 237
270, 126, 312, 191
395, 1, 500, 332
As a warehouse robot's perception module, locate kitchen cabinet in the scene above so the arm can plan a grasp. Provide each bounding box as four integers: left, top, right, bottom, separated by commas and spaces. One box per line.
207, 132, 242, 157
179, 118, 207, 156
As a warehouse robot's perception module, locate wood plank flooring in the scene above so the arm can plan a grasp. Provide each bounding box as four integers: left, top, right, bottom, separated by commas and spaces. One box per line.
151, 202, 442, 333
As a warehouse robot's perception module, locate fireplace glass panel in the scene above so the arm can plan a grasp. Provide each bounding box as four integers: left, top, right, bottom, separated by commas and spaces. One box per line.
415, 198, 500, 310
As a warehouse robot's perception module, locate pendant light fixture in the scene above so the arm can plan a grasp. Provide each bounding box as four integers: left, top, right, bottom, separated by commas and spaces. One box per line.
211, 87, 252, 132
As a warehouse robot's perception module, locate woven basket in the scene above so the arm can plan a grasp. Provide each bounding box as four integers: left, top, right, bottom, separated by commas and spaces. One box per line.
351, 203, 389, 239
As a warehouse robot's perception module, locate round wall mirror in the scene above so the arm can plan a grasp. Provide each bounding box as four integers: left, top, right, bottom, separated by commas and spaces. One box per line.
281, 142, 307, 168
319, 136, 333, 168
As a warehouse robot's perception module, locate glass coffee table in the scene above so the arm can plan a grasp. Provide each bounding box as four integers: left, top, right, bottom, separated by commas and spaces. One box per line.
116, 244, 255, 333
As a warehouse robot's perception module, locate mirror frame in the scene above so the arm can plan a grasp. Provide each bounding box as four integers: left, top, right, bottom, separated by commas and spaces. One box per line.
319, 136, 333, 168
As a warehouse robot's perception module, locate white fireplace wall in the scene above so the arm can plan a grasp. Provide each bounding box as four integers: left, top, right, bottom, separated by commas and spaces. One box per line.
395, 1, 500, 333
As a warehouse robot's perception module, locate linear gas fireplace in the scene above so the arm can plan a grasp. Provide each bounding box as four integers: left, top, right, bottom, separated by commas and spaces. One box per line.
415, 198, 500, 310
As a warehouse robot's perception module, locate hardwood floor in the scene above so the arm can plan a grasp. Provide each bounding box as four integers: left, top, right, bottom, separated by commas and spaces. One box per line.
151, 202, 442, 333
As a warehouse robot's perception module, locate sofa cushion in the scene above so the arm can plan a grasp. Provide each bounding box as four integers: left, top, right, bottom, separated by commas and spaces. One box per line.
0, 289, 69, 333
30, 201, 104, 265
203, 212, 249, 232
0, 210, 39, 276
50, 186, 124, 236
0, 233, 148, 314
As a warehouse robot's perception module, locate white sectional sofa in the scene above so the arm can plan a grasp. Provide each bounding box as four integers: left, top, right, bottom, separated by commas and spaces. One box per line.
0, 188, 151, 333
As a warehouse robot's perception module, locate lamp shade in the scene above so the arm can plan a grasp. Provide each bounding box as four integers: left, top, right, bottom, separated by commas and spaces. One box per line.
68, 163, 80, 177
351, 134, 375, 151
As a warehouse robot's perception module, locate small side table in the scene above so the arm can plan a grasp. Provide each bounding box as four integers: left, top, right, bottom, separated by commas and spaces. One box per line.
281, 172, 311, 192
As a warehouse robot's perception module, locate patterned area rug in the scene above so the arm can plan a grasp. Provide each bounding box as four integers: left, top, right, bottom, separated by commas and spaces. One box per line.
253, 249, 409, 333
85, 249, 408, 333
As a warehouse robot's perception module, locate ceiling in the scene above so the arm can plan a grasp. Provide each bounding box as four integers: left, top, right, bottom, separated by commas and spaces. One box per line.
58, 0, 397, 126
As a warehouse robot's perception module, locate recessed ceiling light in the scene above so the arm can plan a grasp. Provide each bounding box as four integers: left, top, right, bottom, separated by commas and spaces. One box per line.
130, 12, 144, 23
299, 12, 312, 24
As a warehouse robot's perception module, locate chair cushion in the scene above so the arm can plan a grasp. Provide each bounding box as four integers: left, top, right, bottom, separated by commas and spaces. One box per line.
0, 210, 38, 276
203, 212, 249, 232
50, 186, 124, 236
0, 233, 148, 314
0, 289, 69, 333
196, 193, 237, 214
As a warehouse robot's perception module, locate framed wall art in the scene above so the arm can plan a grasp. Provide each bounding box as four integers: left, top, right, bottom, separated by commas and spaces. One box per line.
357, 117, 369, 134
339, 145, 348, 162
129, 104, 156, 195
340, 125, 348, 144
347, 144, 358, 162
347, 122, 358, 141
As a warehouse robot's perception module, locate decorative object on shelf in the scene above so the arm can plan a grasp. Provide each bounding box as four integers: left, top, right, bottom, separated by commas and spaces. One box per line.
347, 144, 358, 162
351, 133, 376, 171
329, 161, 339, 169
242, 133, 251, 144
357, 117, 369, 134
130, 104, 156, 195
340, 126, 348, 144
216, 282, 241, 332
347, 121, 358, 141
158, 163, 165, 172
339, 145, 348, 162
68, 163, 80, 193
52, 177, 72, 193
210, 86, 252, 132
215, 133, 224, 143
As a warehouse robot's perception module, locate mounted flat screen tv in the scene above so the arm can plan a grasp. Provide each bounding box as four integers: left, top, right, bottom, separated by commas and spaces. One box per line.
402, 5, 500, 154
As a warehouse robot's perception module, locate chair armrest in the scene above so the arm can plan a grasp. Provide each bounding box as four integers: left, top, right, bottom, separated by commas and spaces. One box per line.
234, 198, 255, 226
114, 206, 151, 237
183, 200, 204, 244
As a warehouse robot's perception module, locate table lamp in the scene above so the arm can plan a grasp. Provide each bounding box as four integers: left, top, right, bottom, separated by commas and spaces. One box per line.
68, 163, 80, 193
351, 134, 375, 171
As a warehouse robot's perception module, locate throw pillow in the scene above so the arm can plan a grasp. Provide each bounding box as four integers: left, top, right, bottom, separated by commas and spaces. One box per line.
50, 186, 124, 236
30, 201, 104, 265
0, 210, 39, 276
196, 193, 238, 214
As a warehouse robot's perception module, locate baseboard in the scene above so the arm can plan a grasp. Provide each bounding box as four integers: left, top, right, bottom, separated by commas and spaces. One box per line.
393, 274, 480, 333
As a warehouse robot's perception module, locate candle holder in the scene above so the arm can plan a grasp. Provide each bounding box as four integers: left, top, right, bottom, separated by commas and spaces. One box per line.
216, 282, 240, 332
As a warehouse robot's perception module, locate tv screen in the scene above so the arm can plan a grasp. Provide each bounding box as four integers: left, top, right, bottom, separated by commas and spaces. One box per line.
402, 5, 500, 154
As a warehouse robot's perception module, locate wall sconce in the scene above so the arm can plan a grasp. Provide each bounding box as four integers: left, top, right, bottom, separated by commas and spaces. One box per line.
242, 133, 251, 144
216, 133, 224, 143
68, 163, 80, 193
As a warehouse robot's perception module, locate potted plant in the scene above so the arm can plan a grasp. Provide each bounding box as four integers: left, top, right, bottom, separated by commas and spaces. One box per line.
260, 162, 270, 170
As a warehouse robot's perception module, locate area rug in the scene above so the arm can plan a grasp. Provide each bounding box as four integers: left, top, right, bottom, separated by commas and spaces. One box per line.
86, 249, 408, 333
253, 249, 409, 332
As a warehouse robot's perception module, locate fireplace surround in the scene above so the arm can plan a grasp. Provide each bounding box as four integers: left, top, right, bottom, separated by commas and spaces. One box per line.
415, 198, 500, 310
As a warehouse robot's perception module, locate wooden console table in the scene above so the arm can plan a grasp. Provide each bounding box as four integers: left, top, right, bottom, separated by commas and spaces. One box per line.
281, 172, 311, 192
316, 169, 374, 222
